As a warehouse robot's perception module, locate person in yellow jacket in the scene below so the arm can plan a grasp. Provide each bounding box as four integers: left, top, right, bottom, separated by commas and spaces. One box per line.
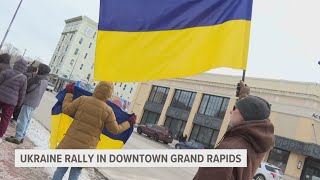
52, 81, 136, 180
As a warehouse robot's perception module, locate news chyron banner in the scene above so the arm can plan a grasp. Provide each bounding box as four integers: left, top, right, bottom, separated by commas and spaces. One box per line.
15, 149, 247, 167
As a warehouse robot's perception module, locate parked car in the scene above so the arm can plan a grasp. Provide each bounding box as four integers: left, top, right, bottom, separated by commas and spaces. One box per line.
175, 141, 206, 149
46, 83, 55, 92
137, 124, 173, 144
254, 162, 284, 180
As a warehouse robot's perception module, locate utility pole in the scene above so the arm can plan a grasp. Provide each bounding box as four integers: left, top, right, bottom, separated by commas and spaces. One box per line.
0, 0, 24, 50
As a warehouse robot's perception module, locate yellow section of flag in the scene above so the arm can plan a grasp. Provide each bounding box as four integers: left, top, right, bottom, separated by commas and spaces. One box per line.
94, 20, 251, 82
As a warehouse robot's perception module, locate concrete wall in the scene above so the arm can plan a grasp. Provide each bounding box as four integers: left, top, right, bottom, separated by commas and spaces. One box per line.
129, 83, 152, 122
285, 153, 305, 179
157, 88, 175, 126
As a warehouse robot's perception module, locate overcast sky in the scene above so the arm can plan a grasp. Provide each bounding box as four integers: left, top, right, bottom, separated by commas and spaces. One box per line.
0, 0, 319, 83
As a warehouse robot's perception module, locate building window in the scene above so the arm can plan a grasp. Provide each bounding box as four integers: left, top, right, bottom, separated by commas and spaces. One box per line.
89, 43, 92, 48
164, 116, 186, 140
57, 46, 61, 52
93, 32, 97, 38
55, 69, 59, 74
84, 53, 88, 59
52, 56, 56, 63
62, 35, 65, 42
198, 95, 230, 120
70, 34, 73, 41
79, 37, 83, 44
87, 74, 91, 80
80, 64, 83, 70
70, 59, 75, 65
140, 110, 160, 125
130, 88, 133, 93
84, 26, 93, 36
72, 24, 80, 31
74, 48, 79, 55
60, 56, 64, 63
267, 148, 290, 172
120, 83, 123, 87
148, 86, 169, 104
171, 90, 196, 111
123, 84, 127, 90
190, 124, 219, 148
65, 45, 69, 52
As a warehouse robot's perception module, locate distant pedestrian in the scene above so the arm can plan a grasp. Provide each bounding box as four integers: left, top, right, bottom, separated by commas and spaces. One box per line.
0, 53, 11, 73
52, 81, 136, 180
12, 65, 38, 121
193, 81, 275, 180
0, 59, 27, 144
25, 65, 38, 79
179, 133, 187, 142
6, 63, 50, 144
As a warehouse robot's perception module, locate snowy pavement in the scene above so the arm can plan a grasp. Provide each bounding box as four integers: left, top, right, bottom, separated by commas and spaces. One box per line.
0, 119, 108, 180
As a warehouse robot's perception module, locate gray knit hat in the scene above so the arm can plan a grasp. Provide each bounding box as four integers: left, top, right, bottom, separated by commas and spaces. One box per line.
235, 96, 271, 121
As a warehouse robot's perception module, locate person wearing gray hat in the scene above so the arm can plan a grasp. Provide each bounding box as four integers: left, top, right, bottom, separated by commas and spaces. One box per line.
194, 81, 275, 180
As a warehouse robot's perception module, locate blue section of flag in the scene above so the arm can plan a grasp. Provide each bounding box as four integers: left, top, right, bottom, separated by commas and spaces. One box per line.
52, 86, 134, 143
99, 0, 252, 31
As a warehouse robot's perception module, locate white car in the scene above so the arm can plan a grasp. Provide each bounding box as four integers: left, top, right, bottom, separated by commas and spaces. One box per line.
46, 83, 55, 92
254, 162, 284, 180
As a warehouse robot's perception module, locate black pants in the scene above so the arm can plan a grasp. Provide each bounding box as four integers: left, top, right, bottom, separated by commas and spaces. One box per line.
12, 106, 22, 121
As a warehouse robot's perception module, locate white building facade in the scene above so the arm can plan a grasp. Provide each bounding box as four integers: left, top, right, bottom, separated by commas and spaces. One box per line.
49, 16, 97, 84
113, 82, 138, 102
49, 16, 139, 103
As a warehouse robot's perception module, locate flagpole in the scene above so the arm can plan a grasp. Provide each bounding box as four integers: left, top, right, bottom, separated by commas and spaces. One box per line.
242, 70, 246, 82
0, 0, 24, 50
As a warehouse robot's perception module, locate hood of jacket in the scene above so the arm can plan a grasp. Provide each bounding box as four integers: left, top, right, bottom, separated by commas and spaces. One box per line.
13, 59, 28, 73
38, 63, 51, 75
0, 53, 11, 64
0, 63, 11, 70
225, 119, 275, 153
92, 81, 114, 102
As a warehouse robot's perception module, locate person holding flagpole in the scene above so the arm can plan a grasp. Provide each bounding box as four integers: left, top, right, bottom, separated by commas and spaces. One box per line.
193, 81, 275, 180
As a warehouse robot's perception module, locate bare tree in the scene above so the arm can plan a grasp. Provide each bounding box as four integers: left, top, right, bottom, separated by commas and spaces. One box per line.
1, 43, 14, 54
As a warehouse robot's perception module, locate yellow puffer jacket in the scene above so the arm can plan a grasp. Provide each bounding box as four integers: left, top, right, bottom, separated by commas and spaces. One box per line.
57, 81, 131, 149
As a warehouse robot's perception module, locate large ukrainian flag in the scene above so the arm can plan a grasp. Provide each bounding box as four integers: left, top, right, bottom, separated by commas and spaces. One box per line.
95, 0, 253, 82
50, 86, 134, 149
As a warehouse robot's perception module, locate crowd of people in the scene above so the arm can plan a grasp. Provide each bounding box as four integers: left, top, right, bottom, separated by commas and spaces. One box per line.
0, 53, 276, 180
0, 53, 50, 145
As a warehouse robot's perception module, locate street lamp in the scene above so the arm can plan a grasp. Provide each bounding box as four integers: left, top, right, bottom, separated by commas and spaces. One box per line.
0, 0, 24, 50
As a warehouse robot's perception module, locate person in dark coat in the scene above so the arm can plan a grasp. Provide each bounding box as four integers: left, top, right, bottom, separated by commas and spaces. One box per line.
0, 53, 11, 73
0, 59, 28, 144
12, 65, 38, 121
6, 64, 50, 144
193, 81, 275, 180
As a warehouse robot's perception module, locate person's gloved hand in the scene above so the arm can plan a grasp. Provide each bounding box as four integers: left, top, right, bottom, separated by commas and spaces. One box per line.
236, 80, 250, 99
128, 114, 137, 126
66, 83, 75, 94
